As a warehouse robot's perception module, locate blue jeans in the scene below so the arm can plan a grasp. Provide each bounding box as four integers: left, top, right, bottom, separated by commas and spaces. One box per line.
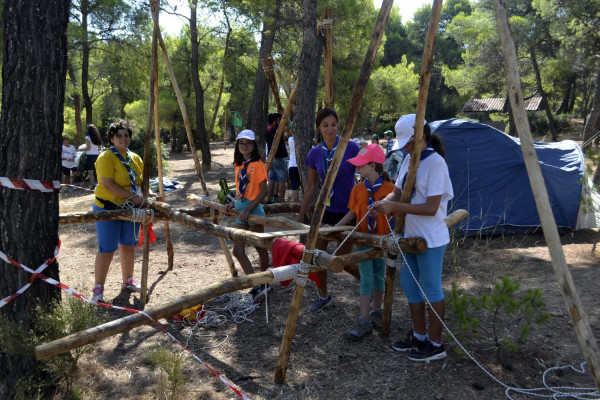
400, 245, 446, 303
268, 158, 287, 182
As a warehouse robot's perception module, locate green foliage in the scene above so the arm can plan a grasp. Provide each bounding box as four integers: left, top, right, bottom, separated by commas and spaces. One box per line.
148, 346, 186, 400
447, 276, 550, 361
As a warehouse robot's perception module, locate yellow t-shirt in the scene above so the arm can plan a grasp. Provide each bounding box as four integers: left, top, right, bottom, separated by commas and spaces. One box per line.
94, 149, 144, 207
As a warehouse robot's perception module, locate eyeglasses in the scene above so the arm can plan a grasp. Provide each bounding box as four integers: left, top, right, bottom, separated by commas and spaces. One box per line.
238, 141, 253, 147
115, 133, 130, 139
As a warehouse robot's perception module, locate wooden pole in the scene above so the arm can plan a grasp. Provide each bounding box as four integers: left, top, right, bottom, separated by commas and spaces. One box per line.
265, 79, 298, 172
493, 0, 600, 389
274, 0, 394, 383
380, 0, 443, 336
261, 58, 284, 114
323, 8, 334, 108
223, 106, 227, 150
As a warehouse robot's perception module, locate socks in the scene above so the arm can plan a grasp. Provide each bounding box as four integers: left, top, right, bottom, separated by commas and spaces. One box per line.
413, 331, 428, 341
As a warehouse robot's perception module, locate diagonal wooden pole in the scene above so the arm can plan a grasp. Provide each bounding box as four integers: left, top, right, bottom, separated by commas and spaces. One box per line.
274, 0, 394, 383
262, 58, 284, 114
493, 0, 600, 390
380, 0, 444, 336
265, 79, 298, 172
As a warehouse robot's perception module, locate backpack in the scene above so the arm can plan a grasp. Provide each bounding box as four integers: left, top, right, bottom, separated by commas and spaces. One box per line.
218, 177, 236, 205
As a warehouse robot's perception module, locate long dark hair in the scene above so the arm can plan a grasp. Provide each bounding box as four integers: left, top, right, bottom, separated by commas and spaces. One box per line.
315, 107, 338, 129
424, 123, 445, 157
87, 124, 102, 145
233, 140, 263, 166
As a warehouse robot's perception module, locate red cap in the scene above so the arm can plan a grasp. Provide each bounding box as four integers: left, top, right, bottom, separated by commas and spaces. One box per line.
347, 143, 386, 166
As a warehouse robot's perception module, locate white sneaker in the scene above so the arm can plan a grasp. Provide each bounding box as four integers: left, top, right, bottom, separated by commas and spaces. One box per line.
91, 284, 104, 302
121, 277, 141, 292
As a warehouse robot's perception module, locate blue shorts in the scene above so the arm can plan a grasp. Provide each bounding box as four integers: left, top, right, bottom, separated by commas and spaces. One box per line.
93, 203, 140, 252
288, 166, 300, 190
268, 158, 287, 182
356, 246, 385, 295
234, 198, 266, 225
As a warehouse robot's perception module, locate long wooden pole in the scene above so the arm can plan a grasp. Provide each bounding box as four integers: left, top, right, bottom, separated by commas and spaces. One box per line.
261, 59, 284, 114
274, 0, 394, 383
493, 0, 600, 389
323, 8, 334, 108
265, 80, 298, 172
380, 0, 443, 336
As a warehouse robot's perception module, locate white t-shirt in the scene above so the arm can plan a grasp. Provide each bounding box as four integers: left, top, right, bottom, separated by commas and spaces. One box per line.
85, 135, 100, 155
395, 150, 454, 248
62, 144, 77, 169
288, 136, 297, 168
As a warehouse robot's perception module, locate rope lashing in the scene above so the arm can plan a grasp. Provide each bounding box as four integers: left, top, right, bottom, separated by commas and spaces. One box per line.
318, 18, 333, 30
268, 263, 301, 284
296, 248, 322, 287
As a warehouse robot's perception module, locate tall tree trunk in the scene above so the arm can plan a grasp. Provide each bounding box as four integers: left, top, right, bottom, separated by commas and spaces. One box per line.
247, 0, 280, 156
81, 0, 92, 125
209, 9, 231, 141
295, 0, 323, 188
506, 95, 517, 136
430, 75, 445, 121
530, 47, 559, 141
67, 61, 83, 147
582, 62, 600, 151
190, 0, 212, 170
556, 74, 574, 115
0, 1, 69, 396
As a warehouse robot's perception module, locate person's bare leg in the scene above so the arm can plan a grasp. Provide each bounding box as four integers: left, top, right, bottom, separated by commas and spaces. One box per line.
278, 181, 286, 201
359, 294, 371, 320
408, 302, 427, 336
249, 223, 269, 271
266, 180, 275, 201
427, 300, 446, 343
94, 252, 115, 286
315, 237, 329, 297
88, 169, 96, 186
372, 289, 384, 309
232, 223, 254, 275
291, 189, 299, 203
119, 244, 136, 283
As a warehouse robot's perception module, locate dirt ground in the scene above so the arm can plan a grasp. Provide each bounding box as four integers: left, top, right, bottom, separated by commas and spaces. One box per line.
55, 137, 600, 400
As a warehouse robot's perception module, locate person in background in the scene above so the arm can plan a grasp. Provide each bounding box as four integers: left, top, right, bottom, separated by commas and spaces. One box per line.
297, 107, 361, 312
61, 135, 77, 186
287, 127, 300, 204
265, 113, 288, 203
91, 120, 159, 302
226, 129, 271, 303
335, 144, 395, 340
384, 130, 395, 156
83, 124, 102, 189
370, 114, 453, 362
371, 133, 385, 153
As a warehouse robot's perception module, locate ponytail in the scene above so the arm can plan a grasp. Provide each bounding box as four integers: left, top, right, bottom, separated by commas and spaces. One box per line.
424, 123, 445, 157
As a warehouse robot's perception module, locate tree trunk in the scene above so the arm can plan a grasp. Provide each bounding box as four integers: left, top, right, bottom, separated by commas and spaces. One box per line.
209, 22, 231, 141
247, 0, 280, 156
530, 47, 559, 141
370, 110, 382, 135
582, 62, 600, 151
430, 75, 445, 121
506, 95, 517, 136
556, 74, 574, 115
67, 61, 84, 147
294, 0, 323, 190
81, 0, 92, 125
189, 0, 212, 170
0, 1, 69, 396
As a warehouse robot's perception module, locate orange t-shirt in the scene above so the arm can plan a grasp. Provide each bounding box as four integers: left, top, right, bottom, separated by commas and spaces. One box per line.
348, 180, 395, 235
234, 159, 267, 201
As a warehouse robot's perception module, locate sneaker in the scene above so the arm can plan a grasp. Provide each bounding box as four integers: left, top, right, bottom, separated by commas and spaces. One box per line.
369, 308, 383, 331
253, 284, 272, 303
91, 284, 104, 302
406, 340, 447, 362
249, 285, 263, 297
307, 296, 332, 312
272, 195, 280, 203
347, 316, 373, 341
122, 277, 141, 292
392, 332, 427, 352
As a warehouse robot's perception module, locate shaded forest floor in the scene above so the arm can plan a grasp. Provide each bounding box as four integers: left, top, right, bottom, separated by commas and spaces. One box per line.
54, 128, 600, 399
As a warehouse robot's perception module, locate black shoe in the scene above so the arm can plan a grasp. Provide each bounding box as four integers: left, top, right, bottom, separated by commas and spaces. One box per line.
249, 285, 263, 297
253, 284, 272, 303
406, 340, 447, 362
392, 332, 426, 352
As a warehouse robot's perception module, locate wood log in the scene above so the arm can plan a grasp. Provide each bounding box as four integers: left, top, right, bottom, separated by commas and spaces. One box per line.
275, 0, 394, 383
264, 79, 298, 173
493, 0, 600, 390
381, 0, 443, 337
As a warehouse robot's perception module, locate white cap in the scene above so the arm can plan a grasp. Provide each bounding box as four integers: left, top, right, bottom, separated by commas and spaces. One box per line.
237, 129, 255, 141
392, 114, 427, 151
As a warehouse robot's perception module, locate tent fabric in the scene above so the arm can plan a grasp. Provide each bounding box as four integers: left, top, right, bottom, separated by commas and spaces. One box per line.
429, 118, 585, 235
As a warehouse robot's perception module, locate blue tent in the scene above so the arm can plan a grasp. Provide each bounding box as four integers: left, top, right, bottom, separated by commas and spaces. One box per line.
429, 119, 585, 235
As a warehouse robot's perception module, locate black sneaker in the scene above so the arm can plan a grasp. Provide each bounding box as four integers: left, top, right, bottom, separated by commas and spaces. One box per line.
392, 332, 426, 352
253, 284, 272, 303
249, 285, 263, 297
307, 296, 332, 312
406, 340, 447, 362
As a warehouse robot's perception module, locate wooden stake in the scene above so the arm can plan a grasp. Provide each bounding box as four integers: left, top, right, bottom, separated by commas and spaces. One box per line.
274, 0, 394, 383
265, 79, 298, 172
323, 8, 334, 108
380, 0, 443, 336
493, 0, 600, 389
224, 106, 227, 150
261, 58, 284, 113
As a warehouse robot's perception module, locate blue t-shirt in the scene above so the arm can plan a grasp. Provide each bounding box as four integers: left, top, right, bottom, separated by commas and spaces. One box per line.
305, 138, 360, 213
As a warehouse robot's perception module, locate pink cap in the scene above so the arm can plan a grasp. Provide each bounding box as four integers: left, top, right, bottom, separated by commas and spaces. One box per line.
347, 143, 386, 166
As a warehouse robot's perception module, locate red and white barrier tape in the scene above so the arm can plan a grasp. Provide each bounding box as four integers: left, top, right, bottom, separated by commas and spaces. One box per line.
61, 184, 95, 192
0, 244, 250, 399
0, 177, 61, 192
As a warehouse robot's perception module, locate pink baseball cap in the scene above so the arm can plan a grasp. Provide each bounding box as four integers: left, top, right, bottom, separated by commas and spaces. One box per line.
347, 143, 386, 166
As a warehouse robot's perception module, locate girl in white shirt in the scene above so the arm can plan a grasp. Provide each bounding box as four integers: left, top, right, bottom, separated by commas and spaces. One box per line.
84, 124, 102, 188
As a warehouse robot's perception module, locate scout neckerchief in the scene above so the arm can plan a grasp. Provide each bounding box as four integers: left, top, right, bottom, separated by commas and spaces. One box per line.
401, 147, 435, 199
238, 157, 252, 199
110, 146, 137, 195
364, 174, 383, 234
321, 135, 340, 205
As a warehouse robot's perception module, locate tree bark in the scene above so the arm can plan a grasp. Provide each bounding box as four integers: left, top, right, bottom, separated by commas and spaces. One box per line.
583, 62, 600, 151
556, 74, 575, 115
81, 0, 92, 125
0, 0, 69, 395
189, 0, 212, 170
529, 46, 559, 141
209, 25, 231, 141
247, 0, 281, 156
67, 61, 84, 147
294, 0, 323, 191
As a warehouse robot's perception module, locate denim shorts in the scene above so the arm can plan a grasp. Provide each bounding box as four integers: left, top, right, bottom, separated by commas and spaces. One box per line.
268, 158, 287, 182
93, 203, 139, 252
234, 198, 266, 225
